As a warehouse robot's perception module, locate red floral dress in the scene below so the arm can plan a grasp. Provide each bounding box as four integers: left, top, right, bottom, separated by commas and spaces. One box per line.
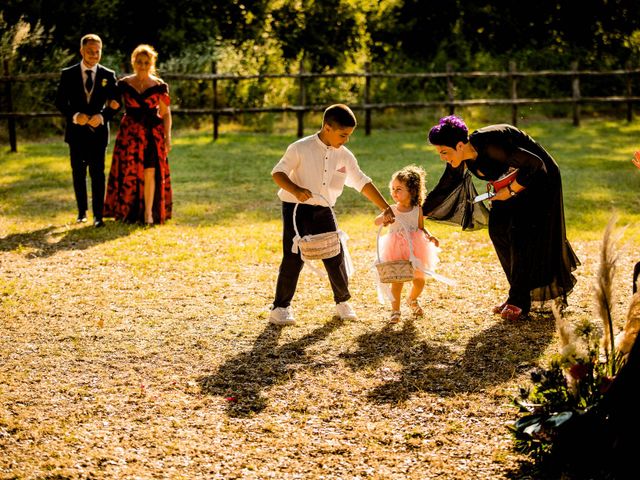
104, 81, 172, 224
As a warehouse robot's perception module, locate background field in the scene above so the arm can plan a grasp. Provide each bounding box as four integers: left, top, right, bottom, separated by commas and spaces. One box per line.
1, 119, 639, 479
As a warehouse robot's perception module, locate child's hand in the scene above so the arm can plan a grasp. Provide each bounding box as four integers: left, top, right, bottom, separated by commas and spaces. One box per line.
633, 151, 640, 169
381, 206, 395, 225
294, 187, 313, 203
427, 234, 440, 248
109, 99, 120, 110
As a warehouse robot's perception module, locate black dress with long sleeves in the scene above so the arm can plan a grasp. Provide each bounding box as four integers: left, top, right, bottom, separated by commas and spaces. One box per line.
422, 163, 489, 230
424, 124, 579, 313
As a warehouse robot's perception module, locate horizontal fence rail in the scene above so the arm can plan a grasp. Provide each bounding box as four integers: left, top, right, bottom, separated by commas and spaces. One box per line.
2, 62, 640, 151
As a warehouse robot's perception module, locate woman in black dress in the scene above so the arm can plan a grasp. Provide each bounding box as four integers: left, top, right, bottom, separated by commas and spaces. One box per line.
426, 115, 579, 320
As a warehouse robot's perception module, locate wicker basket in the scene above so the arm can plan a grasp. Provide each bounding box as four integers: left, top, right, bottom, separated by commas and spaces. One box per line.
375, 224, 415, 283
293, 194, 341, 261
376, 259, 414, 283
298, 231, 341, 260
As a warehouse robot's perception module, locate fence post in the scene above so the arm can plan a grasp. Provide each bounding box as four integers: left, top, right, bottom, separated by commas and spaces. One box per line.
3, 60, 17, 152
212, 60, 219, 141
364, 62, 372, 136
509, 60, 518, 126
625, 61, 633, 123
446, 62, 455, 115
297, 59, 306, 138
571, 61, 581, 127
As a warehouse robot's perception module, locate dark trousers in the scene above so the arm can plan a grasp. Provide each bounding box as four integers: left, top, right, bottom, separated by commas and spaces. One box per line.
634, 261, 640, 294
489, 204, 533, 313
273, 202, 350, 308
69, 142, 106, 219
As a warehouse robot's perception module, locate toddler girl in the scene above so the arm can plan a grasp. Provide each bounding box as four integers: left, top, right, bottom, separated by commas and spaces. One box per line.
375, 165, 440, 323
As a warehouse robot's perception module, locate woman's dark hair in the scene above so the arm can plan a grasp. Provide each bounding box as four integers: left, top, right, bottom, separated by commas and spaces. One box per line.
428, 115, 469, 148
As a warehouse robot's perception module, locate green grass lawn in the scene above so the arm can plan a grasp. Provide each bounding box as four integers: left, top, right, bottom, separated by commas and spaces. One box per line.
2, 118, 639, 238
1, 119, 639, 479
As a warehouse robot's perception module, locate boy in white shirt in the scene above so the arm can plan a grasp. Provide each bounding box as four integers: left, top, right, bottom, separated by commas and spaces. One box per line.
270, 104, 394, 325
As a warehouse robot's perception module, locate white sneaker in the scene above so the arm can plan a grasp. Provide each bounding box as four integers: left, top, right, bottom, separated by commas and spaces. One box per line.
335, 301, 357, 320
269, 306, 295, 325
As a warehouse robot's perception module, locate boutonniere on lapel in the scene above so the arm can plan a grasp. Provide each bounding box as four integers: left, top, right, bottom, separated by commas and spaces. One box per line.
101, 78, 108, 87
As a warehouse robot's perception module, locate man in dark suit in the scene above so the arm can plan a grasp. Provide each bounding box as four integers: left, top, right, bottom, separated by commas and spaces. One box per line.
55, 34, 118, 227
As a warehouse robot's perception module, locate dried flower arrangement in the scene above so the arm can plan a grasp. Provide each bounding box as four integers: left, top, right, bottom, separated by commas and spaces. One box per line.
511, 217, 640, 475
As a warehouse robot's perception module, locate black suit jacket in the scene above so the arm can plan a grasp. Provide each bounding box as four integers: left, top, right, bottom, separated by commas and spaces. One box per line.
55, 63, 118, 147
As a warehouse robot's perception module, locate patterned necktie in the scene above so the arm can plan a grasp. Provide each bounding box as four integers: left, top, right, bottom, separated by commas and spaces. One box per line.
85, 70, 94, 92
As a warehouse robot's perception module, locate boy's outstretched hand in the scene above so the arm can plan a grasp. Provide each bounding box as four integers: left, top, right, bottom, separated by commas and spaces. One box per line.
381, 206, 395, 226
633, 151, 640, 169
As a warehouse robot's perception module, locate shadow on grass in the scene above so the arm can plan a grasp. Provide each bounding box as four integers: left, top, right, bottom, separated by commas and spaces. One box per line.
198, 316, 346, 417
0, 221, 143, 258
340, 312, 555, 403
197, 312, 555, 416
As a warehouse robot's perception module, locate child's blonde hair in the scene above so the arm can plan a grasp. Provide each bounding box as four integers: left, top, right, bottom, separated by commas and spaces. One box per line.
390, 165, 427, 207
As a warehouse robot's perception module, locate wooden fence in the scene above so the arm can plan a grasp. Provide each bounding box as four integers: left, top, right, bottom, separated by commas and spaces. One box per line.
2, 61, 640, 152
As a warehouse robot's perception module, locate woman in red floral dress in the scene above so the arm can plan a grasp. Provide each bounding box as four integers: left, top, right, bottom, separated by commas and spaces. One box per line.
104, 44, 172, 225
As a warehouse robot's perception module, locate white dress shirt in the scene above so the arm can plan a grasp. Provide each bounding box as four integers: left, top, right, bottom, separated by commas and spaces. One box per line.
271, 133, 372, 206
81, 64, 97, 97
73, 64, 103, 125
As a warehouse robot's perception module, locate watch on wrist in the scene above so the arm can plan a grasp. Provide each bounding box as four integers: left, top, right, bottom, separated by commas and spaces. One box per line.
507, 183, 517, 196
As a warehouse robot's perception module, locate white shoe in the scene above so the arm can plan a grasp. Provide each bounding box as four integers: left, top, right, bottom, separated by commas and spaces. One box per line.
269, 306, 295, 325
335, 301, 357, 320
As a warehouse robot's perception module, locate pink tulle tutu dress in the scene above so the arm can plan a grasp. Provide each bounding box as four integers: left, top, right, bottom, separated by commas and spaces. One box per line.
378, 205, 440, 279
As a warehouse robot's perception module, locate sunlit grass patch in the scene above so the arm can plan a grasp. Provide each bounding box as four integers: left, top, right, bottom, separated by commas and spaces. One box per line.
1, 119, 640, 479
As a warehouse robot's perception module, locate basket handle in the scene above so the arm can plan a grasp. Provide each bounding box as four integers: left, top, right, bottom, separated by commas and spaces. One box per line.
292, 192, 339, 240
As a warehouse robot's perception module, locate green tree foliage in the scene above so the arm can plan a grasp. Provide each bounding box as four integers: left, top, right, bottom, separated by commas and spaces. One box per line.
270, 0, 360, 71
2, 0, 640, 137
0, 14, 73, 135
364, 0, 460, 67
1, 0, 271, 60
460, 0, 640, 67
3, 0, 640, 70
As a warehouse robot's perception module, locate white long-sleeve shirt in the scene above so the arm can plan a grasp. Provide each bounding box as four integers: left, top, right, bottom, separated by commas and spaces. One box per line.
271, 133, 372, 206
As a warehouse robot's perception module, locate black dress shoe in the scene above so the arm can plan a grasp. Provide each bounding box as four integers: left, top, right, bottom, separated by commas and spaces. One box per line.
76, 214, 88, 223
93, 219, 105, 228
